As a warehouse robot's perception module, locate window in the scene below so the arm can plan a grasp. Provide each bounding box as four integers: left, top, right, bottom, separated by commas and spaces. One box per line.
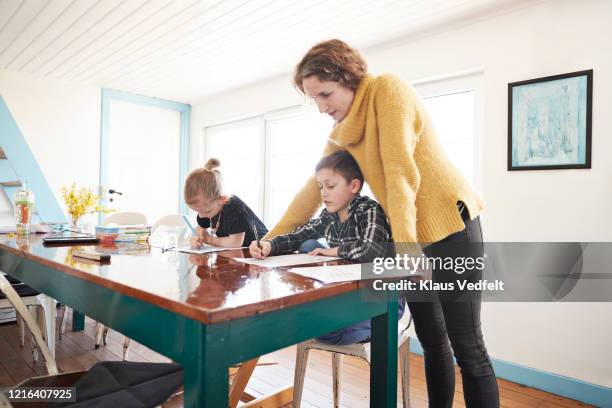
203, 73, 482, 227
265, 109, 332, 226
203, 107, 333, 225
421, 90, 475, 184
204, 118, 262, 215
413, 72, 483, 190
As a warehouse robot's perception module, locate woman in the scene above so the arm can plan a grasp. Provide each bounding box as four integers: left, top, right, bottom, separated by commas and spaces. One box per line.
265, 39, 499, 407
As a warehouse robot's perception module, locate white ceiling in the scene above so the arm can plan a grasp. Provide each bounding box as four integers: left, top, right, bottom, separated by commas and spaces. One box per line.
0, 0, 534, 103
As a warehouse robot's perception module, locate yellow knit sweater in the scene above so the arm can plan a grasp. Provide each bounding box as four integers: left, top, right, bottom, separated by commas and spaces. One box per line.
265, 73, 485, 244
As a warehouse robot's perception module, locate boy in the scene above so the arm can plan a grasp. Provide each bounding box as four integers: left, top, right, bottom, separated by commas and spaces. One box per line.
249, 150, 390, 262
249, 150, 402, 345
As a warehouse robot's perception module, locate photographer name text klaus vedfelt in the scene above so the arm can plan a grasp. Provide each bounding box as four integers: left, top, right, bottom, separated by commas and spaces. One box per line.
373, 279, 505, 292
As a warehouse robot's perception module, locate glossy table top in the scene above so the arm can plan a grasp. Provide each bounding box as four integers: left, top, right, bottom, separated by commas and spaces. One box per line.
0, 234, 359, 324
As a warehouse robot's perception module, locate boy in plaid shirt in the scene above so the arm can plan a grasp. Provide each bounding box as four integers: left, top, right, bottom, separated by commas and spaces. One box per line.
249, 150, 403, 344
249, 150, 391, 262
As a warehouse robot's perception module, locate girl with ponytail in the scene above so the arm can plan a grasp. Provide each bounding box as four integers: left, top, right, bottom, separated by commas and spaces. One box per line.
184, 158, 267, 248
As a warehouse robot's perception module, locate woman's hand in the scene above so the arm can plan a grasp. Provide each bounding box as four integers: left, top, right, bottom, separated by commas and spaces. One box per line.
308, 247, 339, 257
249, 240, 271, 259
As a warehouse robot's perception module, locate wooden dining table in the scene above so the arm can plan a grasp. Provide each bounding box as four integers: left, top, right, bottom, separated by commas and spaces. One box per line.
0, 234, 400, 407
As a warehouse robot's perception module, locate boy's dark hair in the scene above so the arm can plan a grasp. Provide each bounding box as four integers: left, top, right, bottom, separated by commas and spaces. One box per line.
315, 150, 364, 191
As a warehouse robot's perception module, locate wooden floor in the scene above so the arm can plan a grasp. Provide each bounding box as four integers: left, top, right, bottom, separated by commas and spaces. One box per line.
0, 311, 591, 408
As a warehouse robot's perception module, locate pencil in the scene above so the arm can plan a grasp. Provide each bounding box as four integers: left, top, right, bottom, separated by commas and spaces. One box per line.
252, 223, 261, 249
182, 215, 197, 235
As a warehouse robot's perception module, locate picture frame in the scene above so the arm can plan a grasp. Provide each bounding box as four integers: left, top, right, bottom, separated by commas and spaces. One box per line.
508, 69, 592, 170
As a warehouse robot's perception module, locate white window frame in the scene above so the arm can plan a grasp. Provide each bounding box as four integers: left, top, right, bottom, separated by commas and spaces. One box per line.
202, 105, 328, 225
262, 105, 327, 224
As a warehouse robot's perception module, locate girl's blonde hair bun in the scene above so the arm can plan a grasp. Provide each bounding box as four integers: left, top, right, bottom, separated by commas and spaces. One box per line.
205, 158, 220, 170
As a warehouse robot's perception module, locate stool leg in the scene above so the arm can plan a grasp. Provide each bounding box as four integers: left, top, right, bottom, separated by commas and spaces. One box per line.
399, 337, 411, 408
102, 326, 109, 345
94, 323, 104, 349
17, 315, 25, 347
293, 343, 310, 408
59, 305, 69, 340
122, 336, 131, 361
331, 353, 343, 408
37, 295, 56, 360
30, 305, 44, 363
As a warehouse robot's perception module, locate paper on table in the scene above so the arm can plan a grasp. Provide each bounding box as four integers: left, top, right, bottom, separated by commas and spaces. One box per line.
176, 245, 244, 254
234, 253, 340, 268
0, 224, 52, 234
288, 264, 363, 283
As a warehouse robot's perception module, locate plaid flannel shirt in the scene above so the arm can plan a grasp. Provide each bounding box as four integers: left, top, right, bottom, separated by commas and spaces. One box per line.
268, 195, 392, 263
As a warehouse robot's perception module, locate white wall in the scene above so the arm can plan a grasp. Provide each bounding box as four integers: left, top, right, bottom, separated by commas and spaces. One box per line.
0, 69, 101, 223
191, 0, 612, 387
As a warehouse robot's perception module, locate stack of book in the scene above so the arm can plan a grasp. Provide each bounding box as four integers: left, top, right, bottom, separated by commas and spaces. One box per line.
95, 224, 151, 244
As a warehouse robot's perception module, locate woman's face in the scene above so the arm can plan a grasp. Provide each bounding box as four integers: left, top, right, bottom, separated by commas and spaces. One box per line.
302, 76, 355, 123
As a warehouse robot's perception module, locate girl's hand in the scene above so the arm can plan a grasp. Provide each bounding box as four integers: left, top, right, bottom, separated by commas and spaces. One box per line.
308, 247, 339, 257
194, 227, 214, 245
249, 240, 271, 259
190, 227, 210, 248
201, 233, 214, 245
189, 235, 203, 248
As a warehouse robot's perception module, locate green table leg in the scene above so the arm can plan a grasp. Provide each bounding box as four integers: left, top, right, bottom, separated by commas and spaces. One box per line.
182, 325, 229, 408
370, 291, 399, 407
72, 310, 84, 331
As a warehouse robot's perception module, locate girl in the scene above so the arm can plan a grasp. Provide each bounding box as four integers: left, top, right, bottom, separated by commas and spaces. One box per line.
184, 158, 267, 248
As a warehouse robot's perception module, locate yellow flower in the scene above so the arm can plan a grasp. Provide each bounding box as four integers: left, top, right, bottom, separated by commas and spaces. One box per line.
61, 183, 114, 220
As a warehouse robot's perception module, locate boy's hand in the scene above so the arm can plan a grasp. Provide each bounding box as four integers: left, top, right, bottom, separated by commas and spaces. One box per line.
249, 240, 271, 259
308, 247, 339, 257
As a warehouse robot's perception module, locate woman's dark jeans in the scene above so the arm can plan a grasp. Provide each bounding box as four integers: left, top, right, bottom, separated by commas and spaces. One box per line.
408, 211, 500, 407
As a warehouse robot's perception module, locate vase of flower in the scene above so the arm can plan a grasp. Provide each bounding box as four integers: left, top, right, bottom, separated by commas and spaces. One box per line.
14, 183, 35, 235
70, 215, 81, 231
62, 183, 111, 231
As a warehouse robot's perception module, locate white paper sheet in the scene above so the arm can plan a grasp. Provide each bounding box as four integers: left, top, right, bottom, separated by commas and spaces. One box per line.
176, 245, 244, 254
233, 253, 340, 268
288, 264, 363, 283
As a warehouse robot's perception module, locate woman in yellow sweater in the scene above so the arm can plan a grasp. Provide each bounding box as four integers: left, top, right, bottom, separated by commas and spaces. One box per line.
266, 39, 499, 407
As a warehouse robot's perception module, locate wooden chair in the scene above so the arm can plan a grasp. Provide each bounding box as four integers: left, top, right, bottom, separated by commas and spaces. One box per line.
293, 314, 412, 408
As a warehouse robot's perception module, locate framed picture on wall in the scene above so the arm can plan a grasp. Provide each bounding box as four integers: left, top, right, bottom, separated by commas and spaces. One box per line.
508, 69, 592, 170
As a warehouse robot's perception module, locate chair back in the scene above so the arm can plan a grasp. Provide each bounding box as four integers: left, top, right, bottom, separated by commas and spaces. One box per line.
152, 214, 184, 234
102, 212, 147, 226
0, 274, 58, 375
